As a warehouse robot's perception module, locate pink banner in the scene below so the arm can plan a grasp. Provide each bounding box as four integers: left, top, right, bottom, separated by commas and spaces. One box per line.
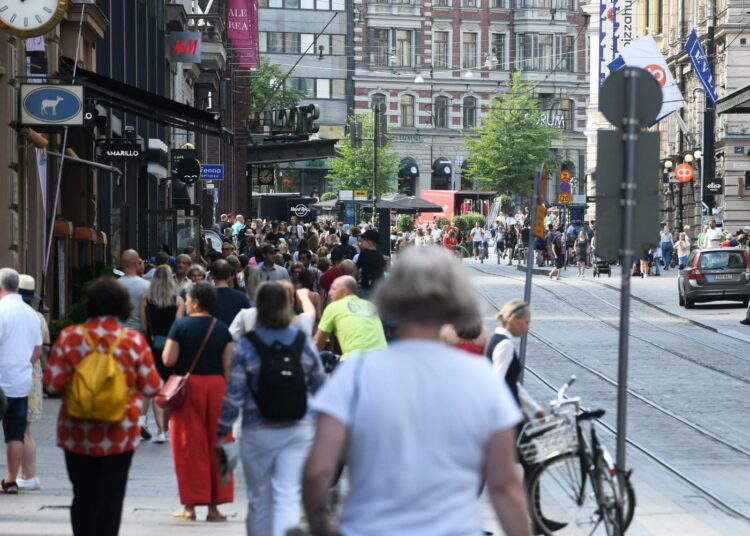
227, 0, 259, 69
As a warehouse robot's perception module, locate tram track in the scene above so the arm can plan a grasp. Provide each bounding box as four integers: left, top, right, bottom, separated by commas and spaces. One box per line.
470, 273, 750, 522
471, 264, 750, 384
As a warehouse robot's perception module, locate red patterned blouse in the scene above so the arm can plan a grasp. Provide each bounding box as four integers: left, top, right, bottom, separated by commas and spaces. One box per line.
43, 316, 162, 456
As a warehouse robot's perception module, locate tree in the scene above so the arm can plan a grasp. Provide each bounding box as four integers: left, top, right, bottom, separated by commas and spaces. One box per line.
320, 191, 337, 201
463, 71, 560, 197
326, 112, 399, 195
249, 57, 304, 112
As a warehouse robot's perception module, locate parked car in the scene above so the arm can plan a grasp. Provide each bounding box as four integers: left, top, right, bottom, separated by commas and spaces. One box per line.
678, 247, 750, 308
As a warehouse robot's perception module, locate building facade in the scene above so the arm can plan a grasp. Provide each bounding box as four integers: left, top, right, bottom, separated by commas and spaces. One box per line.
257, 0, 350, 196
352, 0, 590, 200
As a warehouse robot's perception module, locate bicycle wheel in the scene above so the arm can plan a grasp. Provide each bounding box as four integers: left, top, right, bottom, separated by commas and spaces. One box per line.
591, 454, 623, 536
527, 453, 616, 536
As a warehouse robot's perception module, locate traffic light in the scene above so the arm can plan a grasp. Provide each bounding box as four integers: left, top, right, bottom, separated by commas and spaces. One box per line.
349, 118, 362, 148
376, 107, 388, 147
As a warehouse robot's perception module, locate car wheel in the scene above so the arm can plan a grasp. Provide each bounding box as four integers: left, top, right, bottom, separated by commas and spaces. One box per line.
685, 298, 695, 309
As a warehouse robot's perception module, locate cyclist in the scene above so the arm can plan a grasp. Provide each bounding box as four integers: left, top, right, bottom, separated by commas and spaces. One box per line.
313, 276, 387, 361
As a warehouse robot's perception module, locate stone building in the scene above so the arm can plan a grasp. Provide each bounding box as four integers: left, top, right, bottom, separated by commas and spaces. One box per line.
351, 0, 590, 200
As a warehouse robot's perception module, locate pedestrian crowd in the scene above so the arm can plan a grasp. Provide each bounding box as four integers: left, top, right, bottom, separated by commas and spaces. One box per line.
0, 212, 543, 536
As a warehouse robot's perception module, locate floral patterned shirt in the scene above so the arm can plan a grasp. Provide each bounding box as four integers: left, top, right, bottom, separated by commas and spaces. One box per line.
218, 326, 326, 436
43, 316, 162, 456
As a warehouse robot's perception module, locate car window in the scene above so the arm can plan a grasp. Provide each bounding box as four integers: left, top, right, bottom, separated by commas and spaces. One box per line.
685, 252, 696, 268
698, 251, 745, 270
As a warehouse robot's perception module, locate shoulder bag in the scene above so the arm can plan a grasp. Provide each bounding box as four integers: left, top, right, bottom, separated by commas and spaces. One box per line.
155, 318, 216, 410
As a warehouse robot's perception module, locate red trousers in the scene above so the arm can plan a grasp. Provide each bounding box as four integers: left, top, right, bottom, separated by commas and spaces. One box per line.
170, 374, 234, 506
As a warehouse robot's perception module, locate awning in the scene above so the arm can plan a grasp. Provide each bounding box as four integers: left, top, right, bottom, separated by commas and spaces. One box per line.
398, 157, 419, 178
60, 57, 224, 138
246, 139, 339, 165
717, 84, 750, 114
432, 158, 453, 177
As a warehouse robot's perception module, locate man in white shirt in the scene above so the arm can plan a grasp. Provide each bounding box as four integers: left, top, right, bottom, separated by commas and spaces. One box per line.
0, 268, 42, 493
117, 250, 150, 333
704, 219, 724, 249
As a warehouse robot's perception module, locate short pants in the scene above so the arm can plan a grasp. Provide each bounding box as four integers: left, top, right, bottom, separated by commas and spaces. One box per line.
2, 397, 28, 443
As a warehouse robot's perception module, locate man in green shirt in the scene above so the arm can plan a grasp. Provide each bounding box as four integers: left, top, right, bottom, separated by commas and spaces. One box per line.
314, 275, 387, 359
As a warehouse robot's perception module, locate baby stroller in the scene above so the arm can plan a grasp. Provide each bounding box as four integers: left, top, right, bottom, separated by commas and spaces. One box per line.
592, 249, 611, 277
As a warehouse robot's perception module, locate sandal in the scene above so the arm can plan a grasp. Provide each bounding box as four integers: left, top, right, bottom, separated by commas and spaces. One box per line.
171, 509, 196, 521
206, 513, 228, 522
1, 480, 19, 494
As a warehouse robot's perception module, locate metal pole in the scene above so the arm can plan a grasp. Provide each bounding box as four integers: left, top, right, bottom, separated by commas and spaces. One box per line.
616, 68, 640, 489
518, 169, 541, 381
372, 104, 379, 225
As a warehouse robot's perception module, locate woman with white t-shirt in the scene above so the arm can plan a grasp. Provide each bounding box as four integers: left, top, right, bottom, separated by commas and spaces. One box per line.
303, 247, 530, 536
472, 222, 486, 261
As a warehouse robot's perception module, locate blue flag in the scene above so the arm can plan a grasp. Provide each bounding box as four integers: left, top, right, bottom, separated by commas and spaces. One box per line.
685, 30, 719, 103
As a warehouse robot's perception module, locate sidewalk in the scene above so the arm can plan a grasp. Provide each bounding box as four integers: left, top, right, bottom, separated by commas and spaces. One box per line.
514, 260, 750, 344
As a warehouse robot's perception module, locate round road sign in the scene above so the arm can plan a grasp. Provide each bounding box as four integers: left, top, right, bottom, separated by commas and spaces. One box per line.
674, 163, 694, 183
600, 67, 662, 128
560, 170, 572, 182
559, 181, 572, 194
559, 192, 572, 204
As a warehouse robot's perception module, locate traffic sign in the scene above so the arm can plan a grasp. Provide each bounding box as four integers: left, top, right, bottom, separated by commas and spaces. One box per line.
559, 181, 572, 193
353, 189, 368, 201
560, 170, 572, 182
674, 163, 694, 183
558, 192, 572, 204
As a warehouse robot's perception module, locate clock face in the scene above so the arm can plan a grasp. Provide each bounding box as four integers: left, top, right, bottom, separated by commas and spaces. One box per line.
0, 0, 67, 38
258, 168, 274, 185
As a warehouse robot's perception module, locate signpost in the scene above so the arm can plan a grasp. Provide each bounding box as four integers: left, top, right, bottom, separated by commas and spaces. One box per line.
201, 164, 224, 181
598, 66, 663, 495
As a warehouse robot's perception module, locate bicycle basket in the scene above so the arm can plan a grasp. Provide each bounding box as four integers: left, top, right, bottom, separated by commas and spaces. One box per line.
517, 412, 578, 465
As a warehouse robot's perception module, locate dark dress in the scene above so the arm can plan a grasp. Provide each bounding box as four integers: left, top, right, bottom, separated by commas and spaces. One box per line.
145, 299, 178, 381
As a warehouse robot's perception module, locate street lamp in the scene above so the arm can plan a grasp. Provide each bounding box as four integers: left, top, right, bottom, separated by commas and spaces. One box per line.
693, 150, 702, 161
684, 153, 694, 163
663, 159, 673, 170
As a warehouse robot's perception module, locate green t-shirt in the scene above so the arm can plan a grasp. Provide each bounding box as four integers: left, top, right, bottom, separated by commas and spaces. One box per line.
318, 294, 387, 359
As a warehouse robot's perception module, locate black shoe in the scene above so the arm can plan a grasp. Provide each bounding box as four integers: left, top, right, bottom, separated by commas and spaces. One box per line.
1, 479, 18, 494
740, 319, 750, 326
140, 427, 152, 441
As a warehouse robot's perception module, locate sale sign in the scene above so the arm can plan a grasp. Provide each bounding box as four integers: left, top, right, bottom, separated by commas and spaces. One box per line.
227, 0, 259, 70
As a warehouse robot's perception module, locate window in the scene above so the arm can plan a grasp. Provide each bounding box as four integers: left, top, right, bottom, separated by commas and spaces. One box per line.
301, 33, 315, 54
301, 0, 314, 8
317, 35, 330, 56
463, 96, 477, 128
434, 0, 451, 6
396, 30, 413, 67
462, 33, 478, 69
371, 29, 390, 66
518, 33, 556, 71
434, 31, 449, 69
537, 34, 553, 70
434, 96, 449, 128
556, 35, 574, 72
331, 0, 346, 9
259, 32, 268, 53
286, 0, 300, 7
559, 99, 574, 130
490, 0, 506, 7
316, 0, 330, 10
289, 77, 315, 97
401, 94, 415, 127
269, 0, 283, 7
285, 33, 301, 54
462, 0, 477, 6
491, 34, 506, 70
332, 79, 346, 99
331, 35, 345, 55
268, 32, 284, 53
372, 93, 387, 111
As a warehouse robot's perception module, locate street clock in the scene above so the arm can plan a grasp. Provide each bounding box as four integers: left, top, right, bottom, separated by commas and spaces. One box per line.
0, 0, 67, 38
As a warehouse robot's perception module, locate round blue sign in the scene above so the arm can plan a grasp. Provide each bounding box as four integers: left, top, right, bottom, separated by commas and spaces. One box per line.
23, 87, 82, 124
559, 181, 572, 194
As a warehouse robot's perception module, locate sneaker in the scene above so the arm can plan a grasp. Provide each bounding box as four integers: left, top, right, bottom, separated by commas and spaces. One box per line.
17, 477, 41, 491
152, 432, 167, 444
740, 319, 750, 326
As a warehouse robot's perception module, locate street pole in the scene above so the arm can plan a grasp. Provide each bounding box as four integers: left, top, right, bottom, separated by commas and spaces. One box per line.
616, 68, 641, 490
518, 168, 541, 382
701, 24, 715, 224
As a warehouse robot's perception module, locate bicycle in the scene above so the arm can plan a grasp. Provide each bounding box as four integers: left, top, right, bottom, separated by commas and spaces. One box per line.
518, 376, 635, 535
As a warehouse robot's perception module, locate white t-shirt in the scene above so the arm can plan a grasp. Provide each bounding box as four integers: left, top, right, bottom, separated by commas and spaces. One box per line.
228, 307, 314, 340
706, 227, 723, 248
118, 275, 150, 331
311, 340, 521, 536
0, 294, 43, 397
431, 228, 442, 242
472, 227, 484, 241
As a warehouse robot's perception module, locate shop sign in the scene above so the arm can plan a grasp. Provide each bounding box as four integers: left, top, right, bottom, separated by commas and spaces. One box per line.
391, 134, 424, 144
169, 32, 202, 63
704, 177, 723, 195
20, 84, 84, 126
177, 158, 202, 185
353, 189, 368, 201
99, 139, 143, 162
339, 190, 353, 201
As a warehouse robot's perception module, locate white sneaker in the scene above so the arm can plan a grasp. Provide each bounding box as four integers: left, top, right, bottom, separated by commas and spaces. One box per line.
152, 432, 167, 444
17, 477, 41, 491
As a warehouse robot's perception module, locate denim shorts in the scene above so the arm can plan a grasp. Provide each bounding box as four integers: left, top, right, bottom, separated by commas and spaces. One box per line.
2, 397, 28, 443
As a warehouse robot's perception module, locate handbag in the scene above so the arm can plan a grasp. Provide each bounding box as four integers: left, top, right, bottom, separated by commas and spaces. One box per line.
155, 318, 216, 410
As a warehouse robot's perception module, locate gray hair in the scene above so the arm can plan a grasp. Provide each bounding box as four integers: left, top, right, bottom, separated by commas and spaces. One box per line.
373, 247, 480, 329
0, 267, 20, 293
244, 264, 262, 301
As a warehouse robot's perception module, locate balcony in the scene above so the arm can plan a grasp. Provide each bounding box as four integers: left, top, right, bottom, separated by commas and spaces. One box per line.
368, 0, 421, 18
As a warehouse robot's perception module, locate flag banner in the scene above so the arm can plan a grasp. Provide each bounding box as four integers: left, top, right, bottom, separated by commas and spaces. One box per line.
607, 34, 685, 122
685, 30, 719, 103
227, 0, 259, 69
599, 0, 619, 87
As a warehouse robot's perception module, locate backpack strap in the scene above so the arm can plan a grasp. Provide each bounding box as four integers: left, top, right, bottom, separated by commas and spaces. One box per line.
81, 327, 127, 355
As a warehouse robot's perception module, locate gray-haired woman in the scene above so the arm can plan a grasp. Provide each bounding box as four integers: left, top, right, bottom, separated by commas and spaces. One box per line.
303, 247, 531, 536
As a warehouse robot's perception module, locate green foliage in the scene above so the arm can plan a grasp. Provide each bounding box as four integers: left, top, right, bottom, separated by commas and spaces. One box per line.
464, 71, 561, 197
327, 113, 398, 194
452, 212, 487, 233
250, 57, 304, 112
397, 215, 415, 233
320, 191, 338, 201
434, 217, 451, 229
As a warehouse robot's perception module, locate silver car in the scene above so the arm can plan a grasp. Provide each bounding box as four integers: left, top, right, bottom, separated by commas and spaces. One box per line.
678, 248, 750, 308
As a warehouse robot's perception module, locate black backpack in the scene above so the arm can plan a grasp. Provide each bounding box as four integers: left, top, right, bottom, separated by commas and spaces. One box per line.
245, 330, 308, 421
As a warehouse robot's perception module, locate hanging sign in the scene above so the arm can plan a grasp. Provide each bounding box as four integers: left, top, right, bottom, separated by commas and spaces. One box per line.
685, 30, 719, 104
227, 0, 260, 70
201, 164, 224, 181
20, 84, 84, 126
169, 32, 202, 63
99, 139, 143, 162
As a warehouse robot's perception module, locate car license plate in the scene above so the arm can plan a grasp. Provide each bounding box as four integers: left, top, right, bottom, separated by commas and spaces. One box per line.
714, 274, 733, 280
